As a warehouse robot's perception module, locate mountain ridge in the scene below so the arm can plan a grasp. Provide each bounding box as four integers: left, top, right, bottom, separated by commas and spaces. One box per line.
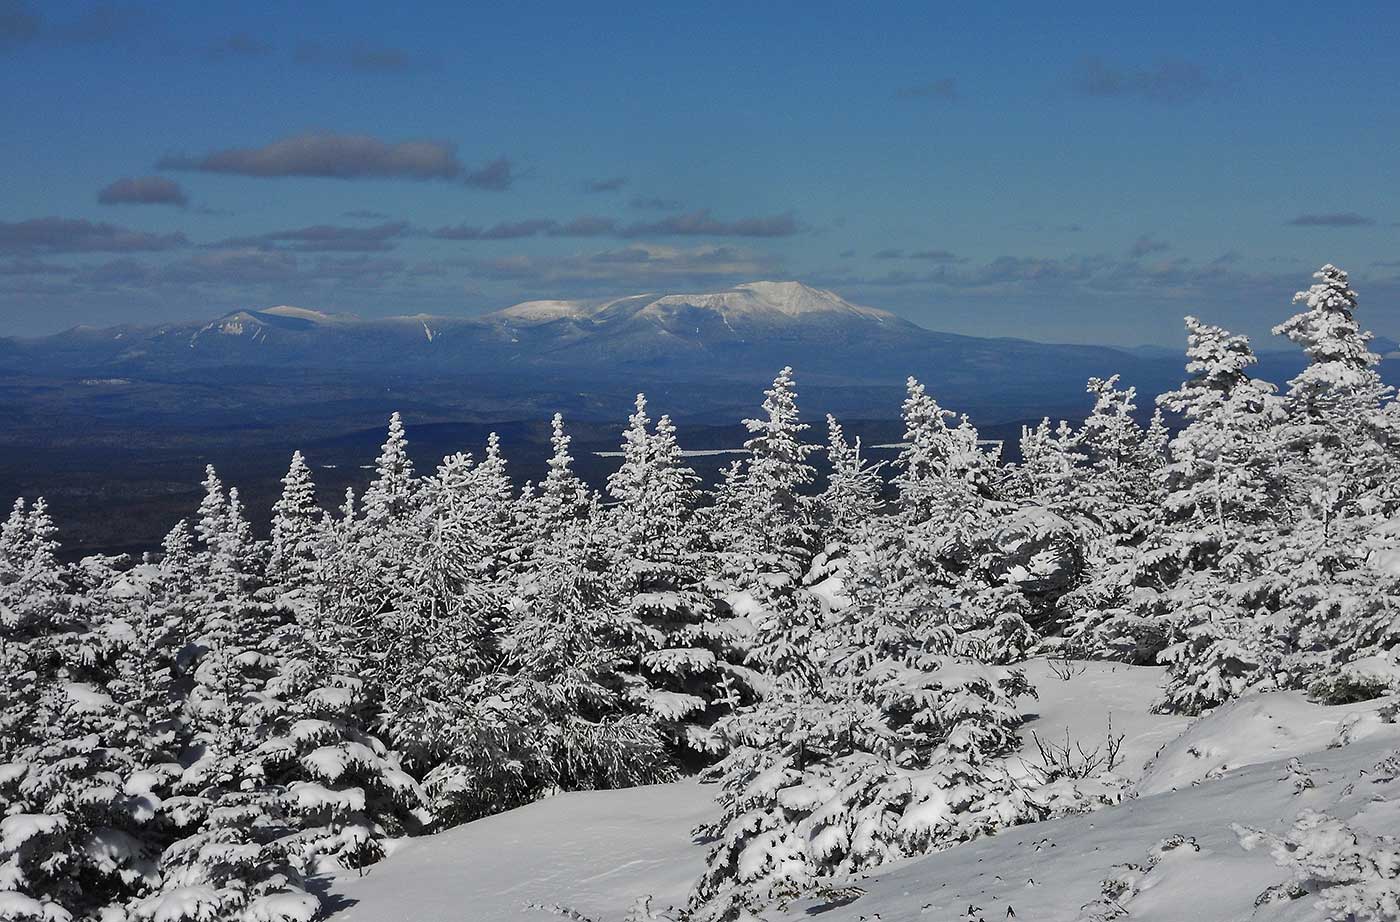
7, 281, 1104, 351
0, 280, 1254, 425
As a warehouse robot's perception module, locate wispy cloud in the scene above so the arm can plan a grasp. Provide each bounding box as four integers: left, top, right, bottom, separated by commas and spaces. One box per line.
909, 249, 959, 262
0, 217, 187, 254
65, 248, 411, 291
51, 2, 149, 45
294, 41, 421, 74
460, 157, 516, 190
869, 247, 959, 262
206, 31, 271, 59
552, 216, 617, 237
629, 195, 684, 211
431, 219, 557, 241
0, 258, 72, 276
1, 0, 149, 51
1286, 212, 1374, 227
430, 209, 800, 241
1128, 234, 1171, 257
158, 132, 515, 188
895, 77, 957, 100
348, 44, 413, 73
1009, 221, 1085, 233
620, 209, 798, 238
98, 176, 188, 207
0, 0, 40, 51
583, 176, 627, 193
1072, 56, 1212, 104
217, 221, 409, 252
468, 243, 780, 288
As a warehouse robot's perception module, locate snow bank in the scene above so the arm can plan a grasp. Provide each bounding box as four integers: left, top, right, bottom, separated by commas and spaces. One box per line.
1137, 691, 1400, 796
1011, 658, 1191, 782
327, 782, 714, 922
326, 667, 1400, 922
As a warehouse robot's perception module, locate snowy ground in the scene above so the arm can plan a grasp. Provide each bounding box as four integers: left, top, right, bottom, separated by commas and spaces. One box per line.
326, 662, 1400, 922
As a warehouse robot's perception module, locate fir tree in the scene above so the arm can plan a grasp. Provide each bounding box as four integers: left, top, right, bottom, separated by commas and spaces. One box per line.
534, 412, 591, 530
605, 396, 746, 757
819, 414, 883, 544
268, 452, 320, 591
361, 411, 417, 531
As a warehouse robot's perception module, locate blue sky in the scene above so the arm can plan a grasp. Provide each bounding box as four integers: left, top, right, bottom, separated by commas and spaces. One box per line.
2, 0, 1399, 345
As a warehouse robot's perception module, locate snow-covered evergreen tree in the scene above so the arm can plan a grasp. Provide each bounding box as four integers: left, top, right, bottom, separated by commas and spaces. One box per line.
606, 395, 750, 758
690, 380, 1040, 921
703, 368, 822, 690
1150, 317, 1293, 712
267, 451, 320, 591
364, 411, 417, 522
819, 414, 883, 545
533, 412, 592, 531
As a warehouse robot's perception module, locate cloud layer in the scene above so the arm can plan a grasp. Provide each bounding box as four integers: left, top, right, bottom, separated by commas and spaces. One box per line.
1072, 56, 1212, 104
1286, 212, 1374, 227
218, 221, 409, 253
429, 209, 800, 241
98, 176, 188, 207
0, 217, 187, 255
158, 132, 514, 188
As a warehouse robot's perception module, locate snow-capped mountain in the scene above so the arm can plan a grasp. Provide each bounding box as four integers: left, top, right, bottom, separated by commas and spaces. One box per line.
0, 280, 1199, 417
486, 282, 896, 328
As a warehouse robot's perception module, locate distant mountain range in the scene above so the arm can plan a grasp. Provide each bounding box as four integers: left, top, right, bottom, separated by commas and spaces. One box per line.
1, 280, 1394, 558
0, 281, 1203, 410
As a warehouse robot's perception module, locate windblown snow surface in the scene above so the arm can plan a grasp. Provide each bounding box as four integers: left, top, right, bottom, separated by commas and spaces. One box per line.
327, 661, 1400, 922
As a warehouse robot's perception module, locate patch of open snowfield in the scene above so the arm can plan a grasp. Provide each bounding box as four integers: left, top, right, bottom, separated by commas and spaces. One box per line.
1011, 659, 1193, 783
327, 781, 715, 922
326, 665, 1400, 922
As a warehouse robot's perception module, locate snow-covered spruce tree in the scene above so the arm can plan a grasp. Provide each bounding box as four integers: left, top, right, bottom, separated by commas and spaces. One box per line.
367, 448, 516, 825
1157, 317, 1287, 544
0, 515, 209, 921
361, 411, 418, 532
1059, 375, 1172, 662
689, 381, 1040, 921
872, 377, 1038, 665
703, 368, 823, 686
267, 451, 321, 593
1238, 809, 1400, 922
0, 498, 71, 762
689, 602, 1038, 921
818, 414, 883, 546
995, 420, 1090, 631
1256, 265, 1400, 699
1005, 418, 1079, 507
530, 412, 593, 534
123, 468, 328, 920
0, 679, 168, 920
250, 659, 430, 875
133, 785, 318, 922
0, 498, 67, 640
307, 488, 382, 680
1149, 316, 1296, 713
497, 503, 674, 802
308, 414, 428, 700
605, 395, 753, 760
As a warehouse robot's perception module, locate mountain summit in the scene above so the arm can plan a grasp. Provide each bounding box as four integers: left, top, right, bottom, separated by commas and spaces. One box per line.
484, 281, 894, 329
0, 280, 1193, 417
651, 280, 895, 320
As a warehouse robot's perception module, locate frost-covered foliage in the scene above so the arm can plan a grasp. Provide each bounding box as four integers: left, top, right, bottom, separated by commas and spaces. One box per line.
5, 263, 1400, 919
1148, 267, 1400, 712
1238, 810, 1400, 922
687, 377, 1041, 920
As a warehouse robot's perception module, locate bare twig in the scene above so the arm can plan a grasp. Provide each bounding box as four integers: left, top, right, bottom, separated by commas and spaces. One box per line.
1030, 715, 1125, 780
